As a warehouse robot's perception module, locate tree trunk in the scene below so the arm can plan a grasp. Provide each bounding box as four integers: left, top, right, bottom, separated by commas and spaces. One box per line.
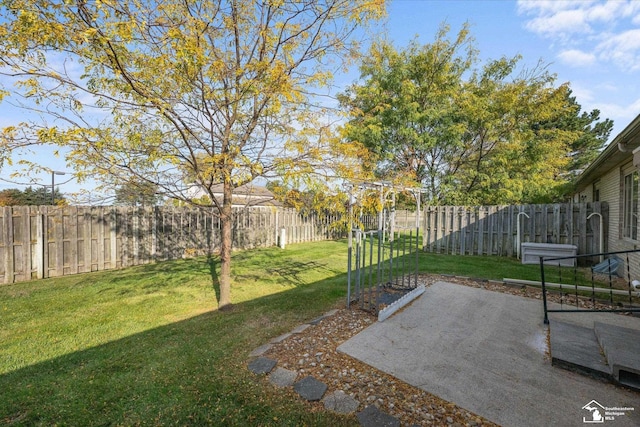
218, 180, 233, 310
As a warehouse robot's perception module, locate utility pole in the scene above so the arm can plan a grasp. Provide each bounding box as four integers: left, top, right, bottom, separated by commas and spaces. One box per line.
51, 171, 66, 205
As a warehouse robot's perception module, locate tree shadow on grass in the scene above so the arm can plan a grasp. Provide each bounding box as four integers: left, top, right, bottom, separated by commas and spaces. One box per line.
0, 271, 354, 427
90, 257, 216, 293
206, 254, 221, 307
266, 261, 334, 286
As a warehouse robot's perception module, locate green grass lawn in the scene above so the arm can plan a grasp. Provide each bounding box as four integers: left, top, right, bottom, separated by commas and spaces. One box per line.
0, 240, 545, 426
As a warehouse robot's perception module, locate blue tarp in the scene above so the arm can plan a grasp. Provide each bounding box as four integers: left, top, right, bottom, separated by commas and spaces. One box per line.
591, 256, 622, 276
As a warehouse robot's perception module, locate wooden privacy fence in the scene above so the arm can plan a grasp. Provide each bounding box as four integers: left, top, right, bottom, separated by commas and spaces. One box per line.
423, 202, 608, 259
0, 202, 609, 284
0, 206, 344, 284
393, 209, 420, 229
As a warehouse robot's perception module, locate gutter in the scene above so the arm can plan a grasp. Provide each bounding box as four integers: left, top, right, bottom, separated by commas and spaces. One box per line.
574, 113, 640, 189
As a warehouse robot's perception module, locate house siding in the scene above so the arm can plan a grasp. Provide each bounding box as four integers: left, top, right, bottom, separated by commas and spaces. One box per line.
602, 164, 622, 249
575, 160, 640, 279
573, 114, 640, 280
584, 161, 640, 278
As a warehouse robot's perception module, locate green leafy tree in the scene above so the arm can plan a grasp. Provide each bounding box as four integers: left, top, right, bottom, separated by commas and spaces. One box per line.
540, 88, 613, 176
339, 25, 476, 198
0, 0, 385, 309
453, 80, 612, 204
447, 59, 572, 204
339, 24, 612, 205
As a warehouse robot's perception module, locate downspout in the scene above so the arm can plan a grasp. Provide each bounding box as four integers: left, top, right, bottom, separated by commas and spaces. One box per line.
517, 211, 530, 260
618, 141, 633, 152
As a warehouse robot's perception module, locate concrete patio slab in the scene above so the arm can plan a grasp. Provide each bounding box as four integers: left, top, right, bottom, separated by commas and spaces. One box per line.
338, 281, 639, 427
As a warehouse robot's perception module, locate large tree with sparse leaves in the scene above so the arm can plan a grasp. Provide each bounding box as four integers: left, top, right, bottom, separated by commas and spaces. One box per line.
0, 0, 385, 309
114, 179, 162, 206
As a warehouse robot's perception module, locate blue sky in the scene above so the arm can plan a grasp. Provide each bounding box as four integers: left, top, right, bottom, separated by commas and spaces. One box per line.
379, 0, 640, 136
2, 0, 640, 199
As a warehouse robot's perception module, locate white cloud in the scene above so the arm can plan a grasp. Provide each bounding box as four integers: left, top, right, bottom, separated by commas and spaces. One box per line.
596, 29, 640, 71
572, 94, 640, 137
524, 9, 592, 37
622, 2, 640, 21
598, 82, 619, 92
567, 82, 595, 103
587, 1, 631, 23
557, 49, 596, 67
517, 1, 596, 15
518, 1, 640, 71
597, 98, 640, 122
518, 0, 640, 37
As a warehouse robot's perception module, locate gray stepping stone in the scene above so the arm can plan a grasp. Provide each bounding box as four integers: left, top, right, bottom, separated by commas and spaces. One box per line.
309, 309, 340, 325
309, 316, 326, 325
268, 367, 297, 387
293, 376, 327, 401
291, 324, 311, 334
270, 332, 292, 343
323, 309, 339, 317
247, 357, 277, 375
248, 343, 273, 357
356, 405, 400, 427
323, 390, 359, 414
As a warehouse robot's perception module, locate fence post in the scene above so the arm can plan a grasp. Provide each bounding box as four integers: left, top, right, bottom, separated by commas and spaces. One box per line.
151, 206, 157, 260
3, 207, 13, 283
540, 256, 549, 325
54, 207, 64, 278
132, 209, 139, 264
422, 204, 427, 250
95, 206, 102, 271
110, 208, 117, 269
81, 208, 88, 272
274, 209, 279, 248
279, 227, 286, 249
35, 209, 44, 279
69, 206, 78, 275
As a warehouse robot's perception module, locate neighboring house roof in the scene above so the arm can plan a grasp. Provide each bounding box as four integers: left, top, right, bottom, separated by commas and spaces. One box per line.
574, 113, 640, 191
188, 183, 281, 207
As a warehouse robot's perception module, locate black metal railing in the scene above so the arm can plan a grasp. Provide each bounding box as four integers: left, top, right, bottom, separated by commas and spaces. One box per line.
541, 249, 640, 324
347, 228, 420, 313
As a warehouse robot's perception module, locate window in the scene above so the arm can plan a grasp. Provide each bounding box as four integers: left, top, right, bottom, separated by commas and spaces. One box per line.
593, 180, 600, 202
623, 171, 638, 240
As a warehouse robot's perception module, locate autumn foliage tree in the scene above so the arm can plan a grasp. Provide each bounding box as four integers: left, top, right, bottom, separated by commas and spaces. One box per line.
114, 179, 162, 207
0, 0, 385, 309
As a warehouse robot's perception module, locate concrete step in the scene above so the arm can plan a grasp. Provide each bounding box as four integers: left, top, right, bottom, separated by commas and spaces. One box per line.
549, 320, 610, 381
594, 321, 640, 390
